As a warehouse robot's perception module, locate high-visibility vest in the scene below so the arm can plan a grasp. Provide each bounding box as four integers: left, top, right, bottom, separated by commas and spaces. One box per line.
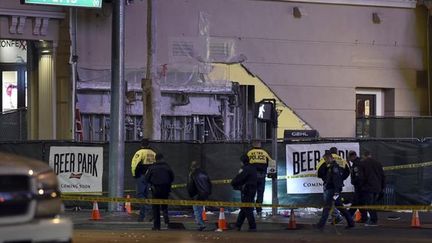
131, 148, 156, 177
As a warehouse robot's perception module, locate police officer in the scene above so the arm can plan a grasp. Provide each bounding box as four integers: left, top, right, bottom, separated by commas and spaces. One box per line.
231, 154, 258, 232
131, 139, 156, 222
317, 147, 350, 224
247, 140, 273, 217
316, 150, 354, 230
348, 150, 367, 222
145, 153, 174, 230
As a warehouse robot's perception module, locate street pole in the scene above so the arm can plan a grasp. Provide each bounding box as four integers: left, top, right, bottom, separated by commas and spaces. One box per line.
108, 0, 125, 212
142, 0, 152, 138
271, 102, 278, 217
69, 8, 77, 141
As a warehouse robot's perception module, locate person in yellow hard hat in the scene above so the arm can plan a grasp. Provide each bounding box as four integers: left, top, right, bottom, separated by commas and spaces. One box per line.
131, 139, 156, 222
247, 140, 273, 217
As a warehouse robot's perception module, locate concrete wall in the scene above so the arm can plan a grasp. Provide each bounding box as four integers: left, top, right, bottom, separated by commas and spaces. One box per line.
75, 0, 428, 137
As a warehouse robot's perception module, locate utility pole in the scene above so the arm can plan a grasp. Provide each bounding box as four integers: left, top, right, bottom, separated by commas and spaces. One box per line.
271, 111, 278, 216
143, 0, 160, 140
108, 0, 126, 212
142, 0, 153, 138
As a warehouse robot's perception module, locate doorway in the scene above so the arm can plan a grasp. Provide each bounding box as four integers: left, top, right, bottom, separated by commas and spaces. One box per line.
356, 94, 376, 118
0, 64, 27, 112
356, 89, 384, 137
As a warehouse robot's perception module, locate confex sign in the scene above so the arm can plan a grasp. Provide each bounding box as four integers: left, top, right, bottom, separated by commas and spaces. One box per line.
23, 0, 102, 8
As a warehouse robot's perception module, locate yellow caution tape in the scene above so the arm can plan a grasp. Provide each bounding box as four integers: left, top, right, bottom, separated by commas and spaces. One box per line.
60, 194, 432, 211
274, 160, 432, 181
383, 161, 432, 171
62, 160, 432, 196
276, 174, 316, 180
62, 195, 262, 208
63, 179, 234, 195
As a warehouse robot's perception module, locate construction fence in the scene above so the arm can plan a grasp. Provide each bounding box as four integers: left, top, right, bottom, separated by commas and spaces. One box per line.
0, 138, 431, 209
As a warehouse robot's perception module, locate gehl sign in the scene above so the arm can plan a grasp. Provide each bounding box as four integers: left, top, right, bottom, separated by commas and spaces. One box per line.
284, 130, 319, 140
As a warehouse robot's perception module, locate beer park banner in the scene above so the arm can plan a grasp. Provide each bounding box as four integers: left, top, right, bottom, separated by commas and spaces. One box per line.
286, 142, 359, 194
49, 146, 103, 194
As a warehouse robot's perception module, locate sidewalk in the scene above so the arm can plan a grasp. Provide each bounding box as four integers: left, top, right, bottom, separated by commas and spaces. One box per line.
65, 207, 432, 231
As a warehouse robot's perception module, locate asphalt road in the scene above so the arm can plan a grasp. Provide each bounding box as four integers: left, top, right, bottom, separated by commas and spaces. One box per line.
73, 226, 432, 243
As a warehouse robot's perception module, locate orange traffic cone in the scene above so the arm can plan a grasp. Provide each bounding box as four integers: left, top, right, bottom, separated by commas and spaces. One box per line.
202, 206, 208, 221
216, 208, 227, 232
91, 201, 101, 220
411, 210, 421, 228
287, 209, 297, 230
354, 209, 362, 223
125, 194, 132, 214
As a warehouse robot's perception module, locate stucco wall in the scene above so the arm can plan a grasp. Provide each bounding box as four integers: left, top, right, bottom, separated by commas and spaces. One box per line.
76, 0, 428, 137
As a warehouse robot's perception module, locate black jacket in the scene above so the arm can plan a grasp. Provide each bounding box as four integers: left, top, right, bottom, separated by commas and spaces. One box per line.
145, 161, 174, 189
350, 157, 364, 189
317, 161, 349, 193
187, 168, 212, 200
231, 163, 258, 194
360, 158, 385, 193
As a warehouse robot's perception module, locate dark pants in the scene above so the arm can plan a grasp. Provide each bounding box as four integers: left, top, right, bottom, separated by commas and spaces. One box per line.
255, 174, 266, 213
236, 186, 257, 230
361, 192, 379, 224
317, 189, 354, 228
348, 190, 367, 222
151, 185, 170, 229
136, 175, 150, 220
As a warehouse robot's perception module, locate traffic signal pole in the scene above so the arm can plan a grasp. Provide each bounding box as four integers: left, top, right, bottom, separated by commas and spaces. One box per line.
258, 99, 279, 216
271, 101, 278, 217
108, 0, 125, 212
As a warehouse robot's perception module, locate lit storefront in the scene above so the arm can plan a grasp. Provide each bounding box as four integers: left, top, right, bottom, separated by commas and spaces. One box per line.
0, 1, 66, 140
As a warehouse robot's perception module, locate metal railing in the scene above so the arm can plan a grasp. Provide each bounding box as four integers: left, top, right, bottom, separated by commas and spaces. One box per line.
356, 116, 432, 139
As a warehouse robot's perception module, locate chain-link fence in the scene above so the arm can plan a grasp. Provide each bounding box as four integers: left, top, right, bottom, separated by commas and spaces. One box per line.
0, 108, 27, 141
0, 138, 431, 209
356, 116, 432, 139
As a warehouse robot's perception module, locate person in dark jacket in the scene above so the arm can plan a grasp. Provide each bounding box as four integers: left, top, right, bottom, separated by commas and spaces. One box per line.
231, 154, 258, 232
187, 160, 212, 231
360, 151, 386, 226
130, 139, 156, 222
348, 150, 367, 222
145, 153, 174, 230
316, 150, 354, 230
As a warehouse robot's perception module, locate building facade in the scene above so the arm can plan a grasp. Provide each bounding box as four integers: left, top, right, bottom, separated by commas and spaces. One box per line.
0, 0, 70, 140
0, 0, 429, 140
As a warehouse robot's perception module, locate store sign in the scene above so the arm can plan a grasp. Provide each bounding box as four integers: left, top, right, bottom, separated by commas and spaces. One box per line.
0, 40, 27, 63
23, 0, 102, 8
49, 146, 104, 194
284, 130, 319, 139
286, 142, 359, 194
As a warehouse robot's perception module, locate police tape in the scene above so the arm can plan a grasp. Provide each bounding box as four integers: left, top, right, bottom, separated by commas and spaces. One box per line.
62, 179, 234, 195
274, 160, 432, 181
60, 194, 432, 211
383, 161, 432, 171
62, 160, 432, 196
